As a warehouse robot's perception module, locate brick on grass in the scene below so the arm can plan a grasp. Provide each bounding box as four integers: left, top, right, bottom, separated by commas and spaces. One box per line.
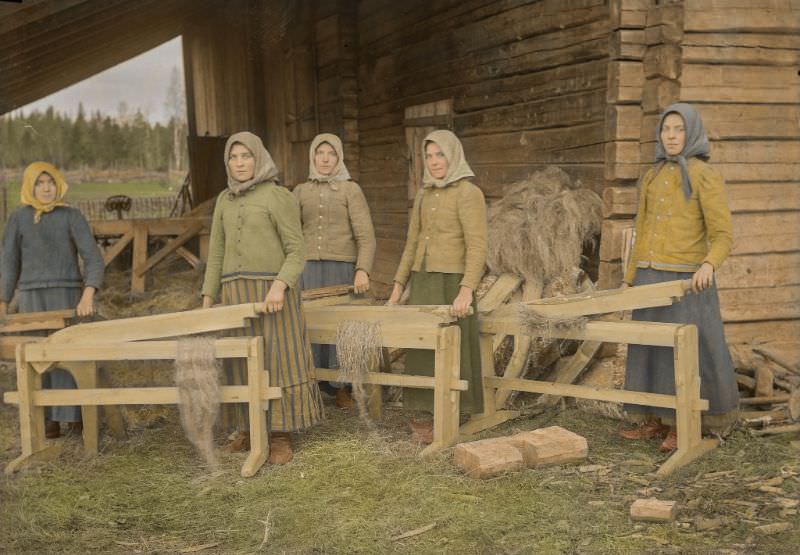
630, 498, 678, 522
453, 437, 524, 478
510, 426, 588, 467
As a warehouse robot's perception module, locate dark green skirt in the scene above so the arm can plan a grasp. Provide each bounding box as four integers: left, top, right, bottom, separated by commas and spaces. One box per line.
403, 269, 483, 415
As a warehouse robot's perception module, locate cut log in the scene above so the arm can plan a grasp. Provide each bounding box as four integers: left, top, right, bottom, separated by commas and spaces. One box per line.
736, 373, 756, 391
477, 274, 523, 314
510, 426, 588, 467
754, 346, 800, 377
740, 395, 790, 406
453, 437, 524, 479
751, 424, 800, 437
630, 498, 677, 522
536, 340, 603, 408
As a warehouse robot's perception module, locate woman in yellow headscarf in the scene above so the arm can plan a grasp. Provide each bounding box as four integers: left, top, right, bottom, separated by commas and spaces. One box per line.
0, 162, 104, 438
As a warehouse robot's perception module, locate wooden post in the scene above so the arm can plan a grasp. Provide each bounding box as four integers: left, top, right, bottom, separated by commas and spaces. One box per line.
657, 324, 718, 476
460, 333, 521, 435
131, 221, 148, 293
67, 362, 99, 455
422, 325, 461, 457
242, 337, 268, 477
5, 345, 45, 474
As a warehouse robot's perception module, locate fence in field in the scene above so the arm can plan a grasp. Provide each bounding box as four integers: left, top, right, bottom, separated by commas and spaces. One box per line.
73, 196, 175, 221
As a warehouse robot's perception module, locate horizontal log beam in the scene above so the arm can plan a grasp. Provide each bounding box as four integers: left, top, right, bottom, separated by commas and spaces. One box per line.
314, 368, 469, 391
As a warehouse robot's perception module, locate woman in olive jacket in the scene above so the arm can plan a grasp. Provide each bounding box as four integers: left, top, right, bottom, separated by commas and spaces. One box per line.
388, 129, 488, 442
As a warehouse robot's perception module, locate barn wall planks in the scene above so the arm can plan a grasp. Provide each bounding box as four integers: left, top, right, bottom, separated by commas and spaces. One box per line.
598, 0, 800, 344
354, 0, 612, 294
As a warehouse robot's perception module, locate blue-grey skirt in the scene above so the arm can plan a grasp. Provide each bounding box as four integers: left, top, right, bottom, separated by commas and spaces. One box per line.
624, 268, 739, 428
19, 287, 82, 422
300, 260, 355, 370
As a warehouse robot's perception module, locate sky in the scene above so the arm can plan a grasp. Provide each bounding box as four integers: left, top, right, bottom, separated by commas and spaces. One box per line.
18, 37, 184, 124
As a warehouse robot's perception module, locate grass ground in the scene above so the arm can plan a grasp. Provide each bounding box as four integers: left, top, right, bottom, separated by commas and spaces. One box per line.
0, 263, 798, 554
2, 180, 174, 210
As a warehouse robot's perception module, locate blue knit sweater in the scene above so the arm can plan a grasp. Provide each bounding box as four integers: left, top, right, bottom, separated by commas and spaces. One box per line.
0, 205, 104, 302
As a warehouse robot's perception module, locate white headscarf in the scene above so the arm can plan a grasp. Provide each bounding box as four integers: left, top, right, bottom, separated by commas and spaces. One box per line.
308, 133, 351, 183
422, 129, 475, 188
224, 131, 279, 196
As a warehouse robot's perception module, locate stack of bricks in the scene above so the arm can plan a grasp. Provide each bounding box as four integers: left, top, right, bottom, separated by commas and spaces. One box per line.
453, 426, 588, 479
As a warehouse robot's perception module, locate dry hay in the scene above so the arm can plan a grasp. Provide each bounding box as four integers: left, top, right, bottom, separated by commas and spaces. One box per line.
175, 336, 221, 468
486, 166, 601, 294
336, 320, 383, 422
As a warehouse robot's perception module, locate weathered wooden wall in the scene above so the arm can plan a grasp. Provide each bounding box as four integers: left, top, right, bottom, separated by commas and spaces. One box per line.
354, 0, 612, 290
598, 0, 800, 345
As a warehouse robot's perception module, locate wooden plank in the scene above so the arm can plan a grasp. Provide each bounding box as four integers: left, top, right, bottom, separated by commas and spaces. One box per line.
610, 0, 650, 29
0, 315, 68, 334
314, 368, 469, 391
605, 141, 641, 180
607, 60, 644, 104
598, 261, 624, 290
0, 336, 44, 360
308, 326, 438, 350
606, 104, 642, 141
724, 320, 800, 345
242, 338, 268, 477
719, 285, 800, 322
680, 65, 800, 103
536, 340, 604, 407
4, 384, 282, 406
484, 376, 708, 411
131, 221, 148, 293
175, 246, 201, 269
479, 318, 683, 347
643, 44, 682, 80
610, 29, 646, 60
133, 220, 205, 277
730, 212, 800, 255
102, 229, 134, 266
682, 44, 799, 66
518, 279, 691, 318
683, 5, 800, 33
91, 217, 209, 237
717, 253, 800, 290
600, 219, 635, 262
47, 304, 264, 345
477, 274, 523, 314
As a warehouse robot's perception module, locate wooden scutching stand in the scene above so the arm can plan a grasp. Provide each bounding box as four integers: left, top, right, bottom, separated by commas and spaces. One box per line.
3, 303, 281, 478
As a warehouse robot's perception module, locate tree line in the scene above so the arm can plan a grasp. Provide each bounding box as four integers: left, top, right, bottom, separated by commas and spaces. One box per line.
0, 103, 187, 173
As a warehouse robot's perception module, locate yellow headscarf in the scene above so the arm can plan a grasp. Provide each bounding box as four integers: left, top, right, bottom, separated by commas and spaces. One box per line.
20, 162, 69, 223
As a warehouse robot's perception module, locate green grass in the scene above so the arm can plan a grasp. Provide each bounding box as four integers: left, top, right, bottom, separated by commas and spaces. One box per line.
2, 180, 174, 210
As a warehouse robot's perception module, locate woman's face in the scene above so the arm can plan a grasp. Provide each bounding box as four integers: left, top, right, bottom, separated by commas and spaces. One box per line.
660, 113, 686, 156
228, 143, 256, 182
425, 142, 448, 180
314, 142, 339, 176
33, 172, 57, 204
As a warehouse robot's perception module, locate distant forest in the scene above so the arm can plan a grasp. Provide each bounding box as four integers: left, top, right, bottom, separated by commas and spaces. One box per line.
0, 103, 187, 173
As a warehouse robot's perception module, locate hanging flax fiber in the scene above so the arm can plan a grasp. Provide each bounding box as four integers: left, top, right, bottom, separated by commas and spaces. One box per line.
175, 337, 221, 468
336, 320, 383, 422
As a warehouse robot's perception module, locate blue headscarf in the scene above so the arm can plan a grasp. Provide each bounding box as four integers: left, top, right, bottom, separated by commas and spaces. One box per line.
655, 103, 710, 200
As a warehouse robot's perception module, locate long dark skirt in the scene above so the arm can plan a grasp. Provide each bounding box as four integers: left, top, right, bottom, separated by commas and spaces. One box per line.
300, 260, 355, 372
222, 278, 323, 433
18, 287, 82, 422
403, 268, 483, 415
624, 268, 739, 429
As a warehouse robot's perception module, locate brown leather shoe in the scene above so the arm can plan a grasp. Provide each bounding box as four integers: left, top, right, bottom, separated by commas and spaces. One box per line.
660, 430, 678, 452
619, 421, 670, 440
409, 420, 434, 445
223, 431, 250, 453
335, 387, 355, 409
268, 432, 294, 465
45, 420, 61, 439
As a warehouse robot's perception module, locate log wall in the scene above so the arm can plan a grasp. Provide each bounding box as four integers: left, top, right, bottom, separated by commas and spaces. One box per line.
598, 0, 800, 345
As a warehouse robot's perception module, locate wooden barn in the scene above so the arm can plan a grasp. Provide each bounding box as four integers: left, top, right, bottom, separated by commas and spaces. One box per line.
1, 0, 798, 347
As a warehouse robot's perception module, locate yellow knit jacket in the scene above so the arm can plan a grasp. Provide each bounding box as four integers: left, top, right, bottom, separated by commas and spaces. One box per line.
623, 159, 733, 285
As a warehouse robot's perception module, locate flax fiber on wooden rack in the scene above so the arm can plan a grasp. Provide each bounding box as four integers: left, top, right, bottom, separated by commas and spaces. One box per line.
175, 337, 221, 468
336, 320, 383, 423
486, 166, 602, 296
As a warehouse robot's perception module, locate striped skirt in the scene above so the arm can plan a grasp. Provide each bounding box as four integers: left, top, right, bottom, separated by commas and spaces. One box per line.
221, 278, 323, 432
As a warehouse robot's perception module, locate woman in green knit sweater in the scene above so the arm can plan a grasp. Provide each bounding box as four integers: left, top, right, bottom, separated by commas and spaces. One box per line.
201, 131, 322, 464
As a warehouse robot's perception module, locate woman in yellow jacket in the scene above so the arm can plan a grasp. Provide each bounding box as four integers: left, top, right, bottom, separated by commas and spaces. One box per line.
620, 103, 738, 451
388, 130, 487, 443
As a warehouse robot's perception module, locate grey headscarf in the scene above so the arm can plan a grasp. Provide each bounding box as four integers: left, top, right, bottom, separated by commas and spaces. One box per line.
308, 133, 351, 183
655, 103, 710, 200
422, 129, 475, 188
224, 131, 279, 196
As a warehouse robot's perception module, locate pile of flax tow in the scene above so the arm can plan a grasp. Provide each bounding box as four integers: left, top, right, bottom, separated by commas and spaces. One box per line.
336, 320, 383, 423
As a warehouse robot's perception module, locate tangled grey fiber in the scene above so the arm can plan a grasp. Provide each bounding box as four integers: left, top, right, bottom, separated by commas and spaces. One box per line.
175, 337, 221, 468
336, 320, 383, 423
